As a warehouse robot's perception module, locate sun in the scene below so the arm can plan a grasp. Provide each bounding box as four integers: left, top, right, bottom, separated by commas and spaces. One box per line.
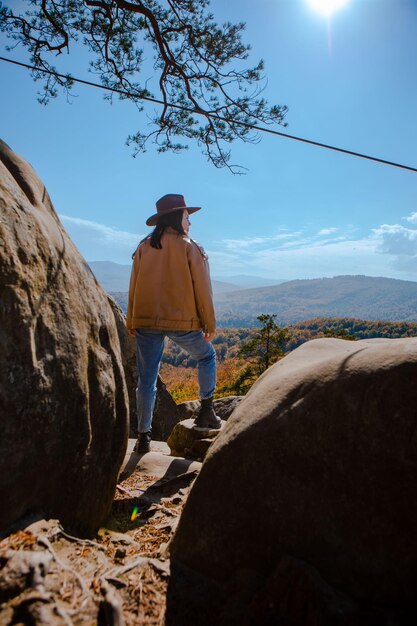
307, 0, 350, 16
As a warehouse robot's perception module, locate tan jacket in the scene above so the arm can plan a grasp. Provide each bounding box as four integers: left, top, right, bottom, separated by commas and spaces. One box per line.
126, 228, 216, 333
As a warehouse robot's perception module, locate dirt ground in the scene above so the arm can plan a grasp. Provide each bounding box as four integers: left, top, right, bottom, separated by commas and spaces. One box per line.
0, 440, 201, 626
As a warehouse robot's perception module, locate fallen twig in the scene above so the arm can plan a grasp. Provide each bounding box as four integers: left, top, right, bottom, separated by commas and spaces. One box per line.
55, 604, 75, 626
102, 555, 149, 580
56, 526, 106, 551
98, 580, 125, 626
148, 558, 170, 578
116, 484, 130, 494
147, 504, 177, 517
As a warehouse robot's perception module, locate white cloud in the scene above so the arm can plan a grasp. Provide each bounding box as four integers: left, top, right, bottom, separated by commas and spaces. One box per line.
60, 215, 143, 263
207, 249, 253, 274
318, 227, 338, 235
239, 237, 383, 280
371, 216, 417, 277
210, 221, 417, 281
220, 232, 301, 251
219, 228, 348, 255
58, 213, 417, 282
373, 223, 417, 256
404, 212, 417, 224
217, 227, 350, 256
210, 226, 384, 280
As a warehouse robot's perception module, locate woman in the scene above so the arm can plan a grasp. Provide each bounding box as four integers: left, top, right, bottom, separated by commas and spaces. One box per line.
127, 193, 221, 453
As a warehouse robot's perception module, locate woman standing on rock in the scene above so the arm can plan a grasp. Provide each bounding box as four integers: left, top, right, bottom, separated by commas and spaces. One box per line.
127, 194, 221, 453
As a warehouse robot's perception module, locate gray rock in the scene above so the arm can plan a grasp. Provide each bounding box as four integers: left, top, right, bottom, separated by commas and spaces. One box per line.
213, 395, 244, 420
0, 139, 128, 536
177, 395, 244, 421
184, 438, 214, 462
176, 399, 200, 421
170, 338, 417, 620
153, 377, 180, 441
167, 419, 225, 457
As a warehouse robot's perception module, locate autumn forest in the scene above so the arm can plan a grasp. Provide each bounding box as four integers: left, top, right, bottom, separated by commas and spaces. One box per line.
160, 317, 417, 402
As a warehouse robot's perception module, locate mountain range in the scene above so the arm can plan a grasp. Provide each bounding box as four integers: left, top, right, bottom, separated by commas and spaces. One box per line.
88, 263, 417, 325
214, 275, 417, 325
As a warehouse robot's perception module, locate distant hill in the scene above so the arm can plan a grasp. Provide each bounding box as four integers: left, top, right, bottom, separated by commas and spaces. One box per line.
89, 261, 131, 292
211, 280, 242, 294
108, 275, 417, 324
109, 292, 129, 312
212, 275, 287, 289
214, 275, 417, 325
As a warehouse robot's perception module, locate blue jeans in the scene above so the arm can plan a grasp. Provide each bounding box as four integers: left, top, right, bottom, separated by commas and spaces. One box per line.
135, 329, 216, 434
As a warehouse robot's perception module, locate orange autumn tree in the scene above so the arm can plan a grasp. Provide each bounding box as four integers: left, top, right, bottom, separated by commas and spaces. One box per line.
160, 357, 248, 403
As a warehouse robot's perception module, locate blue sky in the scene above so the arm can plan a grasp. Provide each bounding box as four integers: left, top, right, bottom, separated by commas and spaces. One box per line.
1, 0, 417, 281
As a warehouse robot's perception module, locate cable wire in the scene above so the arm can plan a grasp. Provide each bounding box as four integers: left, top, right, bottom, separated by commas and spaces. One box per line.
1, 55, 416, 174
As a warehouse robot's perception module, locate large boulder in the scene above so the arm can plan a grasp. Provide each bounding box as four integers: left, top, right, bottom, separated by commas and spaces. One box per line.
0, 140, 129, 536
107, 296, 179, 440
169, 338, 417, 622
107, 295, 137, 435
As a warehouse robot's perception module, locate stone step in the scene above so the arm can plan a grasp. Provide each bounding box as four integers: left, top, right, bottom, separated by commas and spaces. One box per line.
167, 418, 226, 460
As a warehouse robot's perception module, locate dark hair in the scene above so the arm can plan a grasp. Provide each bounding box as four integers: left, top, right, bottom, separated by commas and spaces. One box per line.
149, 209, 186, 249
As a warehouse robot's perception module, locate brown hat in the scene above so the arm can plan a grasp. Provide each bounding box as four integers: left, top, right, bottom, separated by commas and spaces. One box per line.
146, 194, 201, 226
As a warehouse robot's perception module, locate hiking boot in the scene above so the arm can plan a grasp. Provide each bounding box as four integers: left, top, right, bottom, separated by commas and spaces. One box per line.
134, 431, 151, 453
194, 398, 222, 430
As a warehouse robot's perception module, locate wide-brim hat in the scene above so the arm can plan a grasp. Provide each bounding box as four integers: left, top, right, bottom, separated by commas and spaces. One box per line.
146, 193, 201, 226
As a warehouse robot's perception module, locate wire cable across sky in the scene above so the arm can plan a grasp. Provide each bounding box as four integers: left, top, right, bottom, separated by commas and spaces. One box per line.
2, 55, 417, 174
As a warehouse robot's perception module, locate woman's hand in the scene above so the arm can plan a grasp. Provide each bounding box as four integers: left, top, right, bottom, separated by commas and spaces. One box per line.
204, 330, 215, 342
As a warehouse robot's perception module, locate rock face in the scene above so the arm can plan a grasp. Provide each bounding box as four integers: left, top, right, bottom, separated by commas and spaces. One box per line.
108, 296, 179, 440
170, 338, 417, 621
0, 140, 129, 536
107, 295, 137, 436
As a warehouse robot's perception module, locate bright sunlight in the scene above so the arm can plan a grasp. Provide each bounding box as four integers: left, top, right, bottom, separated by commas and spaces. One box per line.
307, 0, 350, 16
